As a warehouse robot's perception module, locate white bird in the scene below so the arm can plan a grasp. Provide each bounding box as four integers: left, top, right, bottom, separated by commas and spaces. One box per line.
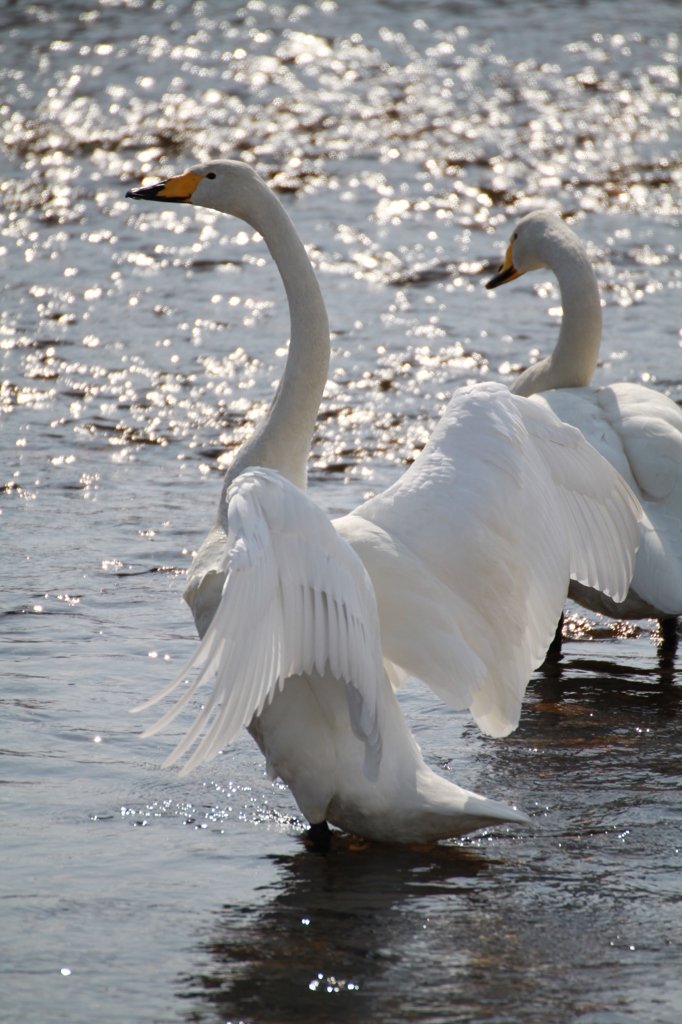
127, 162, 640, 843
487, 210, 682, 638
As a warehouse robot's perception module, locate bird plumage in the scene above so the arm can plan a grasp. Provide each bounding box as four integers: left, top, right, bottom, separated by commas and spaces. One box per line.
128, 164, 640, 842
488, 209, 682, 623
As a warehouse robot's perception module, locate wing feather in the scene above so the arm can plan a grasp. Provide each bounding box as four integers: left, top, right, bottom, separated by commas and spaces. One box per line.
533, 385, 682, 615
337, 382, 641, 739
134, 468, 385, 775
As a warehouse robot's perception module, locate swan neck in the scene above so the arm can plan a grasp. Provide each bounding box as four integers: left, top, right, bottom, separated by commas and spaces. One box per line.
510, 233, 601, 397
220, 183, 329, 495
553, 248, 602, 383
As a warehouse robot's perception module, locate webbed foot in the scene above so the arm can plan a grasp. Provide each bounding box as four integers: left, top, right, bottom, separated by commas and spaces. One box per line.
305, 820, 332, 852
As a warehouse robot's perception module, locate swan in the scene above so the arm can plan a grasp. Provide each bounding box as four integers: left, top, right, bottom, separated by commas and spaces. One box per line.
486, 210, 682, 637
126, 162, 640, 843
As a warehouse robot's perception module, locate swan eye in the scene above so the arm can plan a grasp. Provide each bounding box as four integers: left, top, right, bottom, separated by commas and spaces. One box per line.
206, 172, 216, 179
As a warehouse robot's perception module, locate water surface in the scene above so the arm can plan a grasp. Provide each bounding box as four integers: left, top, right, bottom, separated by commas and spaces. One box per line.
1, 1, 681, 1021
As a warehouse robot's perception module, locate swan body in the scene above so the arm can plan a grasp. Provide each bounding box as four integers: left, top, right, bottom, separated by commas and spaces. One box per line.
141, 465, 527, 842
487, 210, 682, 622
128, 163, 640, 843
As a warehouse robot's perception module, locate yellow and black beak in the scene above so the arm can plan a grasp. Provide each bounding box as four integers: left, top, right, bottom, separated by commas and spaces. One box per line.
126, 170, 204, 204
485, 241, 520, 290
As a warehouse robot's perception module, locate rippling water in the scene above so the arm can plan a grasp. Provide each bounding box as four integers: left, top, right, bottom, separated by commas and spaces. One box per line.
2, 1, 681, 1021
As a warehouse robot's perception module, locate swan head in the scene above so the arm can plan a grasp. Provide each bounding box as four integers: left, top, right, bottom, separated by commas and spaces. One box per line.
126, 158, 266, 220
486, 210, 574, 289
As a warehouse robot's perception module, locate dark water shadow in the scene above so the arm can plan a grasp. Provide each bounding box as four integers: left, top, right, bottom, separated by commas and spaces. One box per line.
175, 641, 682, 1024
462, 630, 682, 832
536, 647, 682, 710
528, 667, 682, 739
178, 837, 491, 1024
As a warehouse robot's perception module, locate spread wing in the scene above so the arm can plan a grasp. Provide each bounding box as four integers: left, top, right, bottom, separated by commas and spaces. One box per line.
337, 382, 641, 738
532, 383, 682, 614
520, 390, 641, 604
599, 383, 682, 515
133, 468, 385, 777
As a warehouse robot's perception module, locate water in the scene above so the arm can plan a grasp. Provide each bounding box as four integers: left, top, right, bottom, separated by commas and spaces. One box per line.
1, 1, 681, 1020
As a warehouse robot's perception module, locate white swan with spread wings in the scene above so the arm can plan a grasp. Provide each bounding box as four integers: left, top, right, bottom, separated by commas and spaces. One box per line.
127, 162, 640, 843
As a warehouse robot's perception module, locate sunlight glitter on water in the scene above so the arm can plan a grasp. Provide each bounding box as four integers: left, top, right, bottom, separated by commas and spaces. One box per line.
2, 2, 682, 1023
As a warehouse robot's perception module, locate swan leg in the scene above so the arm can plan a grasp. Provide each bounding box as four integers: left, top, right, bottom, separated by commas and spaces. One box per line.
545, 611, 565, 659
658, 617, 679, 653
305, 820, 332, 851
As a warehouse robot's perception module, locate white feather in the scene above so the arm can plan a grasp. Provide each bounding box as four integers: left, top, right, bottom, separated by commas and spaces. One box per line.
136, 468, 385, 777
336, 382, 641, 739
491, 209, 682, 622
130, 163, 642, 843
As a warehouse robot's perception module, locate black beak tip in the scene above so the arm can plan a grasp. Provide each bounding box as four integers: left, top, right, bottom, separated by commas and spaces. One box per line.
123, 182, 189, 204
125, 183, 164, 201
485, 265, 516, 290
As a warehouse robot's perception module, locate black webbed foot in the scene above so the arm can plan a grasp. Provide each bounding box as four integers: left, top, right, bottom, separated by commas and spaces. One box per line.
305, 820, 332, 852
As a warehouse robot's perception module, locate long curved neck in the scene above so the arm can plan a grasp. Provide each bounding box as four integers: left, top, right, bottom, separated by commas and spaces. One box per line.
218, 184, 329, 503
510, 234, 601, 397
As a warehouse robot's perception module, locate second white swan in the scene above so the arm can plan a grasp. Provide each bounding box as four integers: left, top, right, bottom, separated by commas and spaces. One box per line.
487, 210, 682, 633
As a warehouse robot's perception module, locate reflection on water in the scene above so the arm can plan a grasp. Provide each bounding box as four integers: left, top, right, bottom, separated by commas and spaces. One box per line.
533, 665, 682, 741
185, 840, 490, 1023
179, 631, 682, 1023
540, 612, 682, 694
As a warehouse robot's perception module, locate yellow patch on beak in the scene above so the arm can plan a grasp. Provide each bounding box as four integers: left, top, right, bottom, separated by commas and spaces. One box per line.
485, 241, 521, 289
126, 170, 204, 204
